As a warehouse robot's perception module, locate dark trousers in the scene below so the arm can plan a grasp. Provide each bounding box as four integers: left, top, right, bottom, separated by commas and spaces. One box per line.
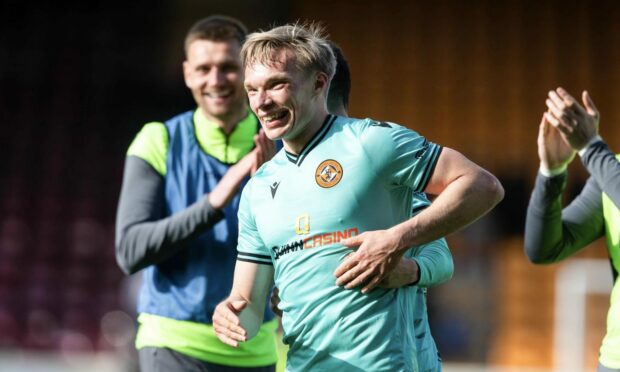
139, 347, 277, 372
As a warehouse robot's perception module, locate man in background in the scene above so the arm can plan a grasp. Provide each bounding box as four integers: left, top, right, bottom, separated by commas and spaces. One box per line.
525, 87, 620, 372
115, 16, 277, 371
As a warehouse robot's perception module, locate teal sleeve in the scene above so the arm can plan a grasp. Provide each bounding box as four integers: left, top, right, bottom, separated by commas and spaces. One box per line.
406, 192, 454, 287
410, 237, 453, 287
237, 181, 272, 265
359, 120, 441, 192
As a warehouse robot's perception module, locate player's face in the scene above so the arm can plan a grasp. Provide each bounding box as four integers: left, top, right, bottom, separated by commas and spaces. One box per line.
244, 50, 318, 141
183, 39, 246, 122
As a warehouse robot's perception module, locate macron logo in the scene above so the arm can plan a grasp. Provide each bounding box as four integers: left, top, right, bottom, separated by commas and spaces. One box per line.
270, 181, 280, 199
371, 121, 392, 128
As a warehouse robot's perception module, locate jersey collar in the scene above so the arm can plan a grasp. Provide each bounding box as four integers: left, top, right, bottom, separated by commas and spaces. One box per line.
193, 108, 258, 164
284, 114, 336, 166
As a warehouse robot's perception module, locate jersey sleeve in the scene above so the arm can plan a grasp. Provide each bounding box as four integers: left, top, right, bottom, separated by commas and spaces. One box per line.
524, 172, 604, 263
405, 192, 454, 287
127, 122, 168, 176
581, 142, 620, 208
359, 120, 442, 192
237, 182, 273, 266
410, 237, 453, 287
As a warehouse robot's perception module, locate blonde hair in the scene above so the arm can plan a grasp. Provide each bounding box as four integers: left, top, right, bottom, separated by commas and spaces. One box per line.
241, 23, 336, 80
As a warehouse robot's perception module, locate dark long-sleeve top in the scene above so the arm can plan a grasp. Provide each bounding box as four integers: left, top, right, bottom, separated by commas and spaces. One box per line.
115, 156, 224, 275
525, 141, 620, 264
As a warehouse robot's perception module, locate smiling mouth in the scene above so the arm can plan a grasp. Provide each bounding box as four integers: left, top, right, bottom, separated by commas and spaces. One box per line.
204, 89, 233, 99
262, 110, 288, 124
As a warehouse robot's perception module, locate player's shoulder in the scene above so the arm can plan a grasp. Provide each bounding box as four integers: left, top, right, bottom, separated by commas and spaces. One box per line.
127, 110, 193, 175
240, 161, 281, 211
134, 121, 167, 139
130, 110, 196, 148
337, 116, 418, 136
130, 109, 194, 144
342, 117, 422, 149
246, 150, 288, 191
126, 121, 168, 173
332, 116, 376, 132
162, 110, 195, 128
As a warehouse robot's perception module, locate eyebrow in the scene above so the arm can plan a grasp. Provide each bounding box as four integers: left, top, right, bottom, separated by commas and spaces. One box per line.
245, 74, 291, 90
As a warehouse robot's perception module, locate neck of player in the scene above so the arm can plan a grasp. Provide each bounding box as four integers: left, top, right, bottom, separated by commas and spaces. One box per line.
283, 108, 329, 155
202, 101, 249, 135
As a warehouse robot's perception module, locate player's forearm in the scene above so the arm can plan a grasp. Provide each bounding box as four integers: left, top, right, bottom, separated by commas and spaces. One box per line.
117, 198, 223, 274
581, 141, 620, 207
230, 261, 274, 339
380, 258, 419, 288
115, 156, 224, 275
524, 173, 604, 263
391, 170, 503, 250
523, 173, 568, 263
410, 237, 453, 288
237, 300, 265, 340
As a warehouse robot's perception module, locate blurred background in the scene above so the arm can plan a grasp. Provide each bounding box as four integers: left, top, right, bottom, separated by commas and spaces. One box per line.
1, 0, 619, 371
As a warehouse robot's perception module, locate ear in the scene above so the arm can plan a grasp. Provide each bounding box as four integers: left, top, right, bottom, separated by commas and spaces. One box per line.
313, 71, 329, 94
182, 60, 192, 89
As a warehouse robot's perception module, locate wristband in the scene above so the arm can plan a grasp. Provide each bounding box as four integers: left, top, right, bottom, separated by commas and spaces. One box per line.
577, 135, 603, 157
539, 164, 567, 177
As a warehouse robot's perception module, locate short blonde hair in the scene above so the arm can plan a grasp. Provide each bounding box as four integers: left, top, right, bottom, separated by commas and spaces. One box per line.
241, 23, 336, 80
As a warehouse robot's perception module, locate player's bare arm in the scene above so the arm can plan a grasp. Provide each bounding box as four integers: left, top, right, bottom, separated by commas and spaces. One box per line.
335, 147, 503, 292
377, 258, 419, 288
213, 261, 274, 347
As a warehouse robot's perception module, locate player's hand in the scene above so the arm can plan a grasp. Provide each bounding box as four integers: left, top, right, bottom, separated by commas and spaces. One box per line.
251, 130, 276, 175
208, 130, 274, 209
334, 230, 405, 293
212, 298, 248, 347
378, 258, 419, 288
208, 157, 252, 209
269, 287, 283, 317
544, 87, 600, 151
537, 113, 575, 171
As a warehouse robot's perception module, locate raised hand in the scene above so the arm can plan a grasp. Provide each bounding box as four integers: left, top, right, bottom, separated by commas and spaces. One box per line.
251, 129, 276, 175
544, 87, 600, 151
208, 130, 275, 209
537, 113, 575, 172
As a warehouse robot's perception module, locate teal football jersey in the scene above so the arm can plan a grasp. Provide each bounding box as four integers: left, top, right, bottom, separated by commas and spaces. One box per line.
237, 115, 442, 371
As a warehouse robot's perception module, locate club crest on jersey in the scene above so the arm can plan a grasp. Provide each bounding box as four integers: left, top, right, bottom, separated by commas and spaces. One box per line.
315, 159, 343, 188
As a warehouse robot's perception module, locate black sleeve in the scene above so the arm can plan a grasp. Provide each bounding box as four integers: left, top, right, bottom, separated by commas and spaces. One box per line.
524, 172, 605, 264
581, 141, 620, 208
115, 156, 224, 275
